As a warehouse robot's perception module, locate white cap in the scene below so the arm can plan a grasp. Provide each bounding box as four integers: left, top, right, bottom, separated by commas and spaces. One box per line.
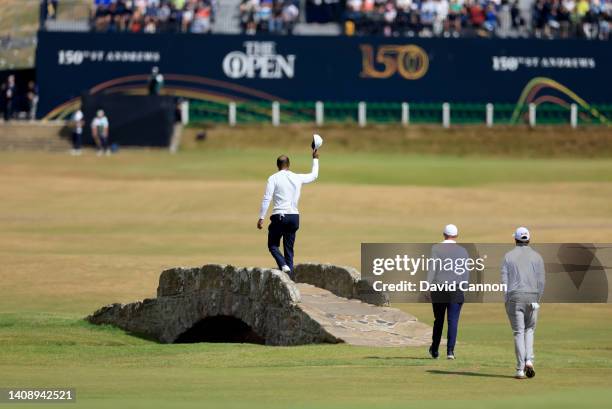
443, 224, 458, 237
514, 226, 530, 242
312, 134, 323, 150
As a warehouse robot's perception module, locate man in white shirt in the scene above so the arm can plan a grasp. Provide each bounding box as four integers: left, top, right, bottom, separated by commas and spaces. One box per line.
501, 227, 545, 379
257, 149, 320, 278
71, 109, 84, 156
91, 109, 110, 156
427, 224, 469, 360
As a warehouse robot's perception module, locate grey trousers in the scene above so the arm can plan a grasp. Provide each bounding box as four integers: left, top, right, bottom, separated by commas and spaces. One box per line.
505, 301, 538, 370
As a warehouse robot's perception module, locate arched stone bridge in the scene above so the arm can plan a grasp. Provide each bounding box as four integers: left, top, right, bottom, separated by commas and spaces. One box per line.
87, 264, 432, 346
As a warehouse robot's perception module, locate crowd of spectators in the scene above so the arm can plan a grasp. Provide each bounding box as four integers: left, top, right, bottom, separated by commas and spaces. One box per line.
532, 0, 611, 39
92, 0, 218, 34
45, 0, 611, 39
339, 0, 611, 39
239, 1, 301, 34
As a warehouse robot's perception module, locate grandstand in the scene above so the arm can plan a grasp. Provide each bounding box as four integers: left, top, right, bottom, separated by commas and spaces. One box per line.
1, 1, 611, 130
31, 0, 612, 40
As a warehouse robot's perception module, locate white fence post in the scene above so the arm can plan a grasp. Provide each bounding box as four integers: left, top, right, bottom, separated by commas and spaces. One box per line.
442, 102, 450, 128
570, 103, 578, 128
529, 103, 536, 127
228, 101, 236, 127
358, 101, 367, 127
401, 102, 410, 126
486, 103, 494, 128
315, 101, 324, 126
181, 100, 189, 125
272, 101, 280, 127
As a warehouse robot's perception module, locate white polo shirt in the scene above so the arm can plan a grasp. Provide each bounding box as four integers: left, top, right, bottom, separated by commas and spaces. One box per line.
259, 159, 319, 219
92, 116, 109, 136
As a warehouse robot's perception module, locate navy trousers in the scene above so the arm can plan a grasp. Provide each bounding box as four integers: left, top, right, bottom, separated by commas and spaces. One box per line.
100, 136, 109, 151
72, 131, 82, 150
431, 302, 463, 354
267, 214, 299, 278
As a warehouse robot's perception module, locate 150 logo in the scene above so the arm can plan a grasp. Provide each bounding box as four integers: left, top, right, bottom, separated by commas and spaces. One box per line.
360, 44, 428, 80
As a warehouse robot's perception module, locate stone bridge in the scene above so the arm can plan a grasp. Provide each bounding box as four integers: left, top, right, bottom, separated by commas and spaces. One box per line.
87, 264, 432, 347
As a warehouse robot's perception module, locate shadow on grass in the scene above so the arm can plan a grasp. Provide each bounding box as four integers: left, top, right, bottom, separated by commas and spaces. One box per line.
365, 356, 429, 361
427, 369, 515, 379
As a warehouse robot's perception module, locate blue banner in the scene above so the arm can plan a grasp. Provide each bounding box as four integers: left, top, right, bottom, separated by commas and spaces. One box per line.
36, 31, 612, 120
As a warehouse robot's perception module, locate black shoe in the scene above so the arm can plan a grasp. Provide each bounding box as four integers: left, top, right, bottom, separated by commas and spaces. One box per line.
429, 346, 439, 359
525, 363, 535, 378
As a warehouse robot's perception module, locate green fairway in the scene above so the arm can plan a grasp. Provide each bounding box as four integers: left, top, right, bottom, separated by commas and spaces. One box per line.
1, 141, 611, 408
2, 149, 612, 186
2, 305, 611, 409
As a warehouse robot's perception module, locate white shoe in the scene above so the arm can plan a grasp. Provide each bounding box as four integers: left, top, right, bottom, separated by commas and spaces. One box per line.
105, 150, 111, 156
281, 265, 291, 273
515, 369, 526, 379
447, 354, 455, 360
96, 150, 103, 157
525, 361, 535, 378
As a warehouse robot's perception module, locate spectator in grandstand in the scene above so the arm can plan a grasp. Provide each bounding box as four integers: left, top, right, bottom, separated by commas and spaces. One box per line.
510, 0, 526, 32
269, 2, 285, 33
240, 0, 259, 34
91, 109, 111, 156
239, 0, 299, 35
256, 0, 274, 32
2, 75, 16, 121
446, 0, 464, 36
484, 3, 499, 32
420, 0, 437, 35
600, 2, 611, 40
191, 1, 213, 33
468, 0, 486, 31
383, 2, 398, 36
433, 0, 449, 36
532, 0, 551, 38
92, 0, 217, 34
575, 0, 591, 36
305, 0, 343, 23
282, 1, 300, 34
40, 0, 59, 28
128, 8, 145, 32
556, 1, 572, 38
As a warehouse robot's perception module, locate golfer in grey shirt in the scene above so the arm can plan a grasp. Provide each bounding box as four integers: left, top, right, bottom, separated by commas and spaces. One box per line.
501, 227, 545, 379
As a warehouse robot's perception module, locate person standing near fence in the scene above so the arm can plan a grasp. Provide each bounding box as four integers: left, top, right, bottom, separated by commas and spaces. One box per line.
2, 75, 16, 121
26, 81, 39, 120
71, 109, 84, 156
501, 227, 545, 379
91, 109, 111, 156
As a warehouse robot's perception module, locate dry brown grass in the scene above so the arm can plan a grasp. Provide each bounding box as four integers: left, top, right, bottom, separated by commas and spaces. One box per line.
183, 124, 612, 158
1, 155, 611, 314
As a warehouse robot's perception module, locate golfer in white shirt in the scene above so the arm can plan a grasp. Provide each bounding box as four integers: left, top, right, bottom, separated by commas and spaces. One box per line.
257, 149, 320, 278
